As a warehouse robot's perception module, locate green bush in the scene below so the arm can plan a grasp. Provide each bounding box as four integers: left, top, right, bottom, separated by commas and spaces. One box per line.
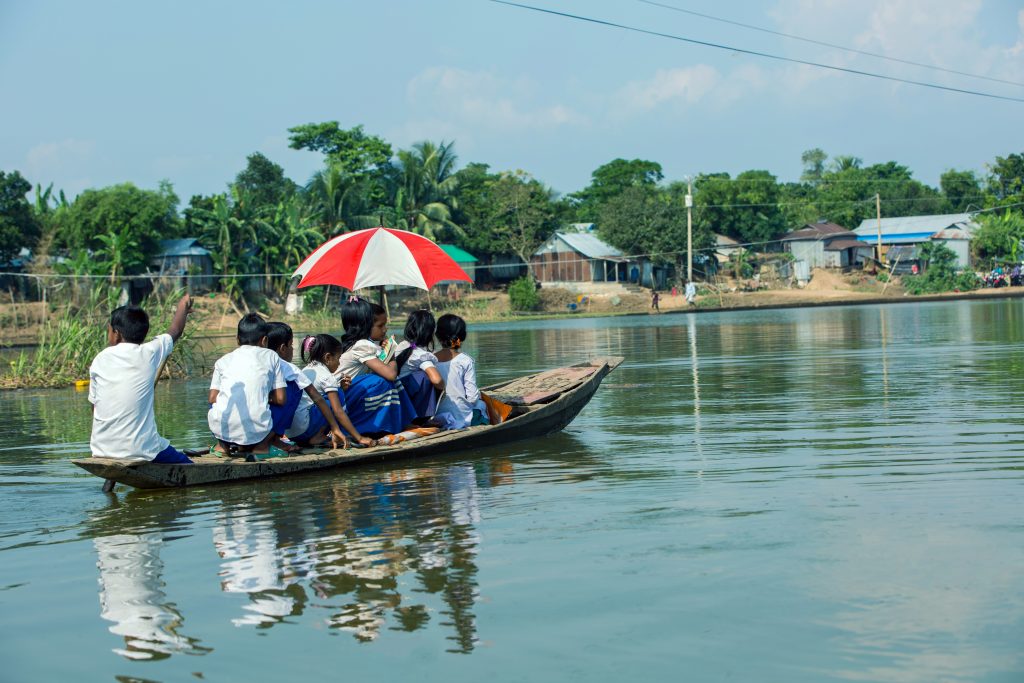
902, 242, 981, 295
508, 276, 540, 311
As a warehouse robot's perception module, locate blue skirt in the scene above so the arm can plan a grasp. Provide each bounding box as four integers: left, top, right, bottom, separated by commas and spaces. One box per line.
344, 374, 416, 435
400, 370, 438, 420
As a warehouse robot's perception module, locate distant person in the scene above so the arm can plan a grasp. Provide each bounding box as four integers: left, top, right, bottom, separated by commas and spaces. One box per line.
266, 322, 354, 450
671, 285, 678, 297
207, 313, 289, 457
651, 290, 660, 311
434, 313, 487, 429
89, 295, 193, 463
685, 281, 697, 306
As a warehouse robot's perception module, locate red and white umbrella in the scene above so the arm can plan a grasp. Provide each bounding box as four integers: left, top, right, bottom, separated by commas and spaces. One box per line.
293, 227, 471, 291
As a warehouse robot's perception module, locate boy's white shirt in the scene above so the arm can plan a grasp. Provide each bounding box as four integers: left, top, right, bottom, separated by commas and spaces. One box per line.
89, 334, 173, 460
286, 362, 340, 438
207, 346, 288, 445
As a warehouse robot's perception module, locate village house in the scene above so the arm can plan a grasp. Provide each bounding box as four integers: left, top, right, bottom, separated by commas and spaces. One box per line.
150, 238, 214, 292
781, 221, 873, 269
853, 213, 979, 270
531, 230, 632, 287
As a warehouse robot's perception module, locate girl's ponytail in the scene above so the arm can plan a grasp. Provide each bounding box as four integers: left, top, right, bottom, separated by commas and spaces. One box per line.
302, 334, 342, 365
300, 335, 316, 364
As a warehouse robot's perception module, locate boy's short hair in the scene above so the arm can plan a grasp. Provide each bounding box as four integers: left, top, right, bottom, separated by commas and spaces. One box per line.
266, 321, 293, 351
110, 305, 149, 344
237, 313, 269, 346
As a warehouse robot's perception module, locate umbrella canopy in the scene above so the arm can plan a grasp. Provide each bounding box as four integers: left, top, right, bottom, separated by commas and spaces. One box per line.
293, 227, 472, 291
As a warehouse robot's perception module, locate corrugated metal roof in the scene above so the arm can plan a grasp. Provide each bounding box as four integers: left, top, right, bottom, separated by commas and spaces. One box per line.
824, 238, 872, 251
158, 238, 211, 257
551, 232, 624, 259
782, 222, 852, 240
439, 244, 478, 263
932, 227, 972, 240
853, 213, 977, 237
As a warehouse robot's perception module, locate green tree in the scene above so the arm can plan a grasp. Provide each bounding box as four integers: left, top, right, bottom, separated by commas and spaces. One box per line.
305, 164, 377, 236
940, 169, 982, 212
800, 148, 828, 186
192, 193, 255, 312
0, 170, 41, 264
971, 211, 1024, 267
389, 140, 461, 240
288, 122, 393, 178
693, 171, 786, 245
60, 182, 181, 279
570, 158, 663, 222
986, 152, 1024, 206
487, 171, 559, 274
234, 152, 297, 208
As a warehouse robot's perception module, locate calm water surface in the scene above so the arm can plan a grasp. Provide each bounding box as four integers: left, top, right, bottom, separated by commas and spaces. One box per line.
1, 300, 1023, 682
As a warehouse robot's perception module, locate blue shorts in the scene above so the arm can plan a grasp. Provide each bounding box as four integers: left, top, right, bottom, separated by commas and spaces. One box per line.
152, 445, 193, 464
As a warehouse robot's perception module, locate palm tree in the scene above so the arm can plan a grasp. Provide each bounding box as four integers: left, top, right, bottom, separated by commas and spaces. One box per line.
195, 193, 256, 313
260, 196, 324, 297
391, 140, 462, 240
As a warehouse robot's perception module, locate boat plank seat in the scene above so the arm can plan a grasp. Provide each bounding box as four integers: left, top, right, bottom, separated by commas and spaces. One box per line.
489, 365, 598, 406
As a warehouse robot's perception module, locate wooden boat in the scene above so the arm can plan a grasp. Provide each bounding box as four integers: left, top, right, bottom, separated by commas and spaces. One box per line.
73, 356, 624, 490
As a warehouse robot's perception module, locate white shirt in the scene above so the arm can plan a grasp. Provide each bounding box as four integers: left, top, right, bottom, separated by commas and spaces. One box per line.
286, 361, 340, 438
280, 360, 312, 391
435, 352, 480, 429
335, 339, 380, 380
89, 334, 173, 460
398, 346, 438, 379
207, 346, 288, 445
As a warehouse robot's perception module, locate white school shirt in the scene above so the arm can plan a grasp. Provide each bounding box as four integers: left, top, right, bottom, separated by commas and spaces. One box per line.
398, 346, 439, 379
286, 361, 340, 438
435, 352, 480, 429
207, 346, 288, 445
89, 334, 173, 460
335, 339, 380, 380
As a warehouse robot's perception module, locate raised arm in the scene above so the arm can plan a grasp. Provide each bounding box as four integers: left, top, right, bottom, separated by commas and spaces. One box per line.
364, 357, 398, 382
167, 294, 193, 342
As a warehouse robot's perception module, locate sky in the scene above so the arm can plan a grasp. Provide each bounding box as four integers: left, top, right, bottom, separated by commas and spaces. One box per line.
1, 0, 1022, 202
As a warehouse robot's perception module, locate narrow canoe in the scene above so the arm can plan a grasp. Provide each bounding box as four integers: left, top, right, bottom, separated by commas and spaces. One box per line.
73, 356, 624, 490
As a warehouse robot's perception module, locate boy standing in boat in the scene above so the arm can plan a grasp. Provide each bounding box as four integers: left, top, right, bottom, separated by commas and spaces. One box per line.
89, 294, 194, 463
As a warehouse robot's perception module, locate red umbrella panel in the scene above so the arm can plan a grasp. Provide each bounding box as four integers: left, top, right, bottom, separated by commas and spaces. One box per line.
293, 227, 471, 291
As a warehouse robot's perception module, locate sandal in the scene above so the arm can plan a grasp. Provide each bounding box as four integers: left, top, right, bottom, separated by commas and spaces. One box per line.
244, 445, 289, 462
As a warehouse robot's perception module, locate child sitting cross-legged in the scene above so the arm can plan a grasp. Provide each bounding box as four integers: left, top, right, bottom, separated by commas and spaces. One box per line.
89, 295, 193, 463
265, 322, 360, 450
434, 313, 489, 430
207, 314, 293, 457
293, 333, 374, 448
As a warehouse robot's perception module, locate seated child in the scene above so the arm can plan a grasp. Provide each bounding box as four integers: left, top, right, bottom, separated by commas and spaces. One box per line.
207, 314, 291, 456
335, 297, 416, 436
434, 313, 488, 430
266, 322, 359, 450
294, 334, 374, 447
395, 309, 445, 420
89, 294, 193, 463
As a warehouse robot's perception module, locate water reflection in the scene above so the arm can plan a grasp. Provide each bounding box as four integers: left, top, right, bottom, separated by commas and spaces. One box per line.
94, 533, 208, 661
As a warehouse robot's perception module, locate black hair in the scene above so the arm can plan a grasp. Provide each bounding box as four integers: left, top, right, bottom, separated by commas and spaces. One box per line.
436, 313, 467, 348
110, 305, 149, 344
266, 322, 293, 353
340, 298, 374, 352
396, 309, 436, 370
369, 302, 386, 318
237, 313, 269, 346
301, 333, 343, 365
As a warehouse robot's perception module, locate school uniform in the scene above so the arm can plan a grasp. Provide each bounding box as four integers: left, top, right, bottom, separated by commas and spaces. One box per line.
89, 334, 190, 463
269, 360, 312, 436
335, 339, 415, 435
435, 352, 485, 430
286, 361, 343, 443
207, 346, 288, 446
398, 346, 440, 419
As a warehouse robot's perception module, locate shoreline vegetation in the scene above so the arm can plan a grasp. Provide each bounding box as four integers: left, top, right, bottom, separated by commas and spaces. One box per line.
4, 270, 1023, 390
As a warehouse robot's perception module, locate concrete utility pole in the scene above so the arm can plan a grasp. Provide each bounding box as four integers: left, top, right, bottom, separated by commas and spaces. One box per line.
876, 193, 883, 265
686, 178, 694, 282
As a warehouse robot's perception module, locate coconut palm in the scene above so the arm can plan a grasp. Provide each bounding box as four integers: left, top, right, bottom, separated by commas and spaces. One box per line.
194, 193, 256, 313
390, 140, 462, 241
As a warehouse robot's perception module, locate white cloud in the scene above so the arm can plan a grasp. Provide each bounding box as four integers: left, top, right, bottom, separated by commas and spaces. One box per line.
615, 65, 721, 113
25, 138, 94, 177
405, 66, 585, 131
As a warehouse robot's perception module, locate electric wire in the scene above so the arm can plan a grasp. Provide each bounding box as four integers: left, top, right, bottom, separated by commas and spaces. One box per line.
489, 0, 1024, 103
635, 0, 1024, 89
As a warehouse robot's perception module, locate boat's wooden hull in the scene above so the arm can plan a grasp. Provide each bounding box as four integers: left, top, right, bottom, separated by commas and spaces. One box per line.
73, 356, 623, 489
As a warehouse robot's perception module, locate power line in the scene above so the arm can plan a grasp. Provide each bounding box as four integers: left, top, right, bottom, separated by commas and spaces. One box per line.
489, 0, 1024, 103
635, 0, 1024, 89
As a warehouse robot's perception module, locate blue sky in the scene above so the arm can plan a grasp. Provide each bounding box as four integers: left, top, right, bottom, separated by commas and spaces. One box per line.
1, 0, 1022, 201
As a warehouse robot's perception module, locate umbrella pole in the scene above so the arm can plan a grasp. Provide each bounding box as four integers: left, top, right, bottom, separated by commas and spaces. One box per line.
378, 285, 389, 320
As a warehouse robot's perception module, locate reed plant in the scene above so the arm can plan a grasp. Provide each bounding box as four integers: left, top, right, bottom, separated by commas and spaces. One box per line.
0, 284, 205, 389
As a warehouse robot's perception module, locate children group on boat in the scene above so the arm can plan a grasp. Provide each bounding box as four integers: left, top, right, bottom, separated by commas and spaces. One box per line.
88, 294, 488, 463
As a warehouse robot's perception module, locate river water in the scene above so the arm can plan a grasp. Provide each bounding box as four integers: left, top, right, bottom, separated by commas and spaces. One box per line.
1, 300, 1022, 682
